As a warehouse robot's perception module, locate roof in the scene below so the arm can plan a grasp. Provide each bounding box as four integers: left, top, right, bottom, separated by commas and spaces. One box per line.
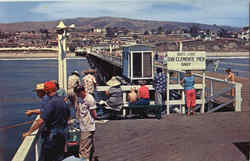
123, 44, 153, 52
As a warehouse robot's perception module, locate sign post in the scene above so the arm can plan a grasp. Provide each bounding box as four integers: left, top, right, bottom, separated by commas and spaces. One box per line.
166, 51, 206, 114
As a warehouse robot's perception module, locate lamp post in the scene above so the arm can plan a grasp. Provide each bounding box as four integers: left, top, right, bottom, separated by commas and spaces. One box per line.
56, 21, 75, 92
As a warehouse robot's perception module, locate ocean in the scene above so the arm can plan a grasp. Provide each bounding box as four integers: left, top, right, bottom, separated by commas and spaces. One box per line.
0, 58, 89, 161
0, 57, 248, 161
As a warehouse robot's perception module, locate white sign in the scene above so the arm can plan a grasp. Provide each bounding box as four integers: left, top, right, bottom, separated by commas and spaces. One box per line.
167, 51, 206, 70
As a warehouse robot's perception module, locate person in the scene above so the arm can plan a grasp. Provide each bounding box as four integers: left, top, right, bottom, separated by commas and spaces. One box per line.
153, 68, 166, 106
50, 80, 67, 97
82, 69, 96, 96
68, 70, 81, 117
74, 85, 97, 161
136, 80, 150, 105
225, 68, 235, 97
128, 87, 137, 105
181, 70, 196, 116
25, 83, 50, 116
23, 81, 70, 161
99, 76, 123, 110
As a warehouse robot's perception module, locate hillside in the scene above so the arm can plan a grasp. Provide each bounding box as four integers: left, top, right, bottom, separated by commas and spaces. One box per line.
0, 17, 241, 32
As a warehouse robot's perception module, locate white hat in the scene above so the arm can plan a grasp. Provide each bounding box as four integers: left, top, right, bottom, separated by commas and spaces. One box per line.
72, 70, 80, 77
106, 77, 121, 87
33, 83, 44, 91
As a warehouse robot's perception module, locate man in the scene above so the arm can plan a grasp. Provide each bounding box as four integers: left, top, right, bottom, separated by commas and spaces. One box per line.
99, 77, 123, 110
153, 68, 166, 106
225, 68, 235, 97
82, 69, 96, 95
74, 85, 97, 161
67, 70, 81, 116
136, 80, 150, 105
128, 87, 137, 105
23, 81, 70, 161
25, 83, 49, 116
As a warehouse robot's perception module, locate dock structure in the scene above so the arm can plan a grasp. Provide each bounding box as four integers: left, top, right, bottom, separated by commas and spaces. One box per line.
11, 47, 249, 161
86, 48, 243, 114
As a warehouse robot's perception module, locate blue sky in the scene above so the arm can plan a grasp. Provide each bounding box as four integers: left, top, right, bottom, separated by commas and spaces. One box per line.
0, 0, 248, 27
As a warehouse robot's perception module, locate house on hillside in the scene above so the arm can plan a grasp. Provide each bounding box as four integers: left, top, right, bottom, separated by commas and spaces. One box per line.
238, 28, 249, 41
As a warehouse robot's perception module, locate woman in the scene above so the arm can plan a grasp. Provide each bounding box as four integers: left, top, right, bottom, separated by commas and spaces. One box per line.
181, 70, 196, 115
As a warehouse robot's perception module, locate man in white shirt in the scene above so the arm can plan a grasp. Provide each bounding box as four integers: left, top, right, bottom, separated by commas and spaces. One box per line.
74, 85, 97, 161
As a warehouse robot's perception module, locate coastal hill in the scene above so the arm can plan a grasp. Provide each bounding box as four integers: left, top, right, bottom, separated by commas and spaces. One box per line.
0, 16, 240, 32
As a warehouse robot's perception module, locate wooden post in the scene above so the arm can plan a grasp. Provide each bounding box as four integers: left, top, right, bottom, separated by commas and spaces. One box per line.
210, 79, 213, 97
181, 90, 185, 114
235, 82, 242, 112
166, 71, 170, 115
200, 71, 206, 113
123, 92, 127, 118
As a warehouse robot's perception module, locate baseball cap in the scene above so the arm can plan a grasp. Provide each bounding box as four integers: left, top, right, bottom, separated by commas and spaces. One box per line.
44, 81, 57, 93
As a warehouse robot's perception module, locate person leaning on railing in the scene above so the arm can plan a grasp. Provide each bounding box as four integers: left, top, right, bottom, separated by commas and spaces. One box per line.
224, 68, 235, 97
23, 81, 70, 161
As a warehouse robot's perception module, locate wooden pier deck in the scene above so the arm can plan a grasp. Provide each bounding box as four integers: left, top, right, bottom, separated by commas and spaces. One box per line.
94, 72, 249, 161
95, 112, 249, 161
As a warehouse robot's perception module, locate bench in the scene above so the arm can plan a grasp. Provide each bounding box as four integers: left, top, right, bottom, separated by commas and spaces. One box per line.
123, 104, 162, 119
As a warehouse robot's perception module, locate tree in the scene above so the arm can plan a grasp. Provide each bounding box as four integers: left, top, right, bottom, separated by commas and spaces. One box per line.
165, 30, 172, 35
144, 30, 150, 35
157, 26, 164, 34
190, 25, 200, 37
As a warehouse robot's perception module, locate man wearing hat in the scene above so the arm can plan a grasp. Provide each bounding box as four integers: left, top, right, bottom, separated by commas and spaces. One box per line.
68, 70, 81, 115
99, 76, 123, 111
25, 83, 50, 116
23, 81, 70, 161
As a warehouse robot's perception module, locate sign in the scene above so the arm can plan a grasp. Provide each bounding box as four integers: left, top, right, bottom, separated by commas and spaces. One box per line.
166, 51, 206, 70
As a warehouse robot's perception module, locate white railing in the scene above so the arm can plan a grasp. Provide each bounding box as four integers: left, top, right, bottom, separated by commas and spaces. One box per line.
11, 115, 40, 161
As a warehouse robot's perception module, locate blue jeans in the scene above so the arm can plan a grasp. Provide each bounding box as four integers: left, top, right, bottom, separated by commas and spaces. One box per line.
39, 128, 67, 161
135, 98, 150, 105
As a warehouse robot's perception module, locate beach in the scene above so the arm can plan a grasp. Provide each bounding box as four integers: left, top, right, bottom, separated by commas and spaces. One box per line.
0, 52, 75, 58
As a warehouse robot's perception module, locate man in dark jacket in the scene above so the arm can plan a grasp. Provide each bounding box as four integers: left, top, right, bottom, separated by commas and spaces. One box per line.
23, 81, 70, 161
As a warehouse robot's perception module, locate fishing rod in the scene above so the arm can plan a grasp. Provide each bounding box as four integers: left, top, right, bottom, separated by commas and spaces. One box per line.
0, 120, 33, 131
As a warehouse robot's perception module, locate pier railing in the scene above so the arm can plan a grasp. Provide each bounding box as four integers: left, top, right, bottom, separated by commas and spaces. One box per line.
192, 72, 242, 112
11, 115, 40, 161
90, 51, 242, 113
96, 72, 242, 114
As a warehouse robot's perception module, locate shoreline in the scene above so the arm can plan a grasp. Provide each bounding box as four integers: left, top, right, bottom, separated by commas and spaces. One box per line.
0, 52, 75, 58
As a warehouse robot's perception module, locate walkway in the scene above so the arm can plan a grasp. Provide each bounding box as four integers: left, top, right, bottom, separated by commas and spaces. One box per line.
95, 112, 249, 161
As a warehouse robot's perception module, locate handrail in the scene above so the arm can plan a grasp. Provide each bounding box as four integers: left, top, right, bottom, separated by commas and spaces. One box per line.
90, 51, 242, 113
11, 115, 40, 161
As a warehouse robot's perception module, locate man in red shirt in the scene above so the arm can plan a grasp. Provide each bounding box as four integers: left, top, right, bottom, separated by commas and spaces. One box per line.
136, 80, 150, 105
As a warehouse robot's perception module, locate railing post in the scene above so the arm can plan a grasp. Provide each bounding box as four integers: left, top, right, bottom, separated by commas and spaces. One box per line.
200, 71, 206, 113
235, 83, 242, 112
166, 72, 170, 115
123, 92, 127, 117
181, 90, 185, 114
210, 80, 213, 97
